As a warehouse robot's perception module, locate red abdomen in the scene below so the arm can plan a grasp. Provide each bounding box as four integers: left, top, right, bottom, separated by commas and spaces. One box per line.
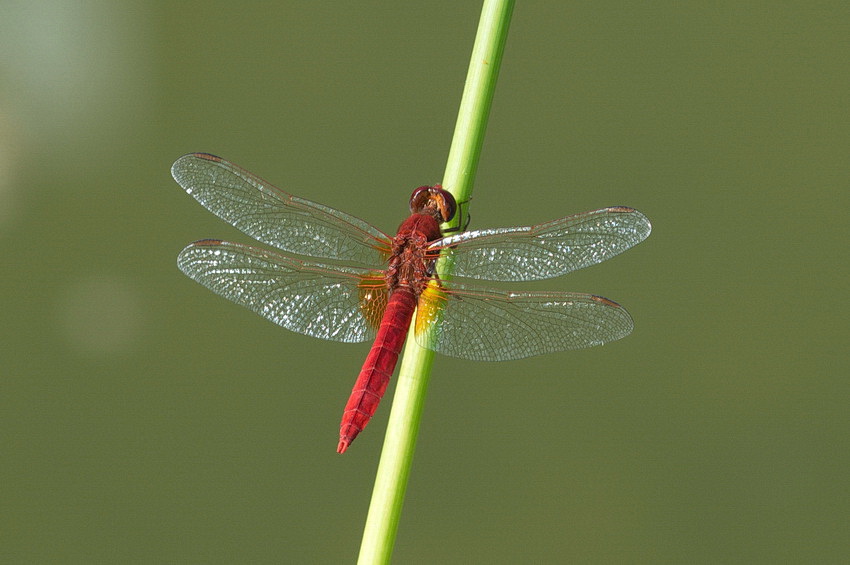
337, 287, 419, 453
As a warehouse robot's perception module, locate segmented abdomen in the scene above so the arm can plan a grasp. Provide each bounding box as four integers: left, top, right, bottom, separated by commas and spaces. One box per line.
337, 287, 418, 453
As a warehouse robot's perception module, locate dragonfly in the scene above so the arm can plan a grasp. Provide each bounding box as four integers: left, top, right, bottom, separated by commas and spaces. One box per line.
173, 153, 651, 453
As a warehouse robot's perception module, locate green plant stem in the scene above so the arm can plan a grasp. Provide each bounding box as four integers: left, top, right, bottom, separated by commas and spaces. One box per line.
356, 2, 515, 563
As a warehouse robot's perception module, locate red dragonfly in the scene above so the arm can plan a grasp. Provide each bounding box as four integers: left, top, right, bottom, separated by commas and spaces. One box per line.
173, 153, 651, 453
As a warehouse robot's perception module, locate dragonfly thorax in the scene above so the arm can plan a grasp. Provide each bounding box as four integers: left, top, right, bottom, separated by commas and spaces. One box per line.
386, 213, 443, 292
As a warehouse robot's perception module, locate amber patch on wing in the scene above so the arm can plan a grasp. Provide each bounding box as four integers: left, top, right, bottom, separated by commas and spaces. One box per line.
358, 275, 389, 331
415, 280, 448, 338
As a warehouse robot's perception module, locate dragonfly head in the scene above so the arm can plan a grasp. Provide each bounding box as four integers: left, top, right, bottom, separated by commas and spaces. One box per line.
409, 185, 457, 224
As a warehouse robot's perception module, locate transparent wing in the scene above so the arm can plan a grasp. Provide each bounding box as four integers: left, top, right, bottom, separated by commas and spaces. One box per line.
414, 281, 634, 361
178, 239, 388, 343
172, 153, 391, 268
433, 207, 651, 281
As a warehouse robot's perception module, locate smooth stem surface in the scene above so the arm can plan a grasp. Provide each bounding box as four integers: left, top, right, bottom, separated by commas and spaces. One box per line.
356, 1, 515, 564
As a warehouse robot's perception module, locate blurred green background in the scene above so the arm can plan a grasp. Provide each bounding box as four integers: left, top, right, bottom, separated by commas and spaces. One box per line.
2, 2, 848, 563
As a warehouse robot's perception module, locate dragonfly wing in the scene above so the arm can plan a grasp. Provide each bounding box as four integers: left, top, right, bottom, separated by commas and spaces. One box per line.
414, 281, 634, 361
178, 240, 387, 343
433, 207, 651, 281
172, 153, 391, 267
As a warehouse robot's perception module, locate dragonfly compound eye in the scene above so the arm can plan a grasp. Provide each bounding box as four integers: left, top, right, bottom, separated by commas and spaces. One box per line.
409, 185, 457, 223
